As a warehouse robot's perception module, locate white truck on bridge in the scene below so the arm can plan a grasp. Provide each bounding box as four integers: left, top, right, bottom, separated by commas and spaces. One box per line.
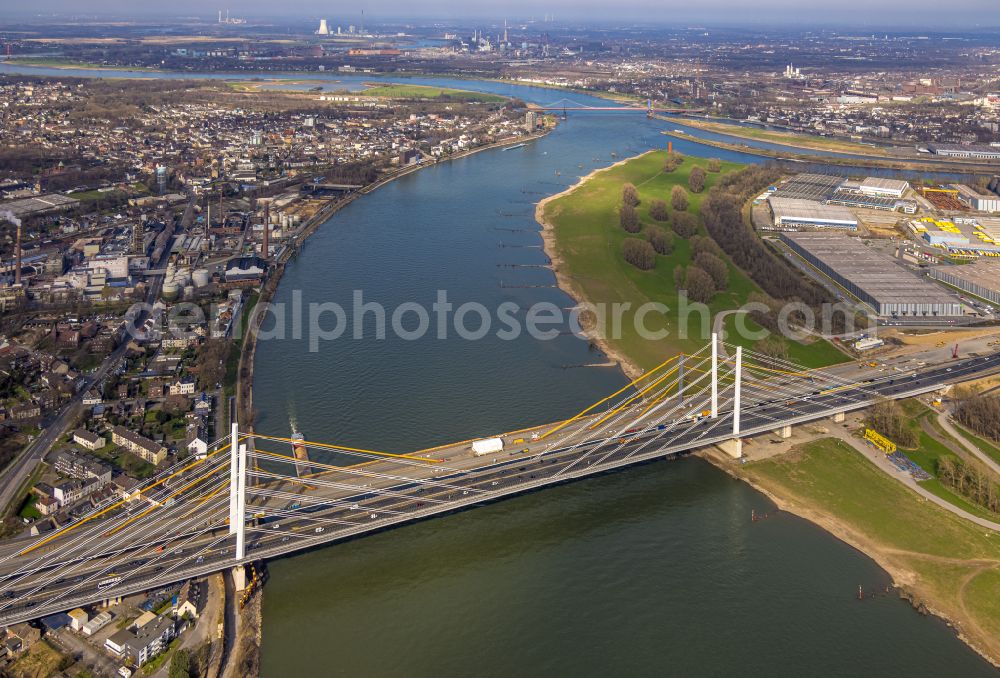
472, 437, 504, 456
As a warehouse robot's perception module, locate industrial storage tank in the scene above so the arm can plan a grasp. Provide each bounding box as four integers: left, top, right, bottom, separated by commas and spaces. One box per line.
162, 282, 180, 301
192, 269, 211, 288
183, 285, 195, 300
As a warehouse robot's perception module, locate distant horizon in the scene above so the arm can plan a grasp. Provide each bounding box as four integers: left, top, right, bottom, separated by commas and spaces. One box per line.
2, 1, 998, 31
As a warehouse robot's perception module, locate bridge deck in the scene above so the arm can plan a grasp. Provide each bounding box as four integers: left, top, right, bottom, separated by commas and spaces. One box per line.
0, 353, 996, 625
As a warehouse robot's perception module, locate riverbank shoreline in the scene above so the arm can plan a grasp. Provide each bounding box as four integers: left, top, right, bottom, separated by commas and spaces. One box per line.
534, 152, 656, 383
703, 446, 1000, 669
660, 128, 1000, 175
231, 127, 557, 677
236, 126, 556, 428
537, 149, 999, 668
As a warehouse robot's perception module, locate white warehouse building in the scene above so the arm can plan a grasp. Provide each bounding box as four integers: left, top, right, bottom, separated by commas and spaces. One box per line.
858, 177, 909, 199
768, 197, 858, 230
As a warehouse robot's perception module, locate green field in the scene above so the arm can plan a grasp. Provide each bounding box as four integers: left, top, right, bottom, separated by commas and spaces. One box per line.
721, 313, 850, 369
542, 150, 848, 371
739, 438, 1000, 661
4, 57, 155, 72
677, 118, 881, 155
892, 400, 1000, 522
951, 421, 1000, 467
362, 83, 506, 103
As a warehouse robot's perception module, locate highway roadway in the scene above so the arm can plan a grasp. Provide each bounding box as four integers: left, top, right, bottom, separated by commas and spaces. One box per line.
0, 351, 997, 625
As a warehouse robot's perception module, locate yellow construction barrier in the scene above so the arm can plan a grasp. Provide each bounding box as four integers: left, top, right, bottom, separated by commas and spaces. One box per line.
864, 428, 897, 455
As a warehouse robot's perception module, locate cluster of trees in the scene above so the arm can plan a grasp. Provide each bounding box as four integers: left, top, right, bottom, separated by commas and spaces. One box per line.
620, 182, 643, 233
622, 183, 641, 207
695, 250, 728, 289
663, 152, 685, 172
671, 185, 689, 212
193, 338, 230, 390
620, 203, 641, 233
755, 335, 789, 361
868, 399, 919, 448
700, 166, 830, 306
954, 392, 1000, 442
674, 265, 716, 303
671, 211, 698, 238
325, 161, 379, 185
646, 226, 673, 255
623, 237, 657, 270
650, 199, 669, 222
169, 649, 193, 678
672, 235, 730, 303
936, 456, 1000, 514
707, 158, 722, 173
689, 166, 706, 194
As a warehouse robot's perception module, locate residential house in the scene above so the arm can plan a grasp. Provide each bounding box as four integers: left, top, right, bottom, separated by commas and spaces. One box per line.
72, 428, 104, 451
51, 449, 112, 484
52, 478, 101, 506
168, 378, 195, 396
6, 623, 40, 654
111, 474, 141, 501
105, 615, 175, 665
111, 426, 167, 465
176, 580, 205, 619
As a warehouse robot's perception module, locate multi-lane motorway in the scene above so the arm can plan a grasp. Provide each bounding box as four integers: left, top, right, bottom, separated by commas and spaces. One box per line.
0, 351, 997, 626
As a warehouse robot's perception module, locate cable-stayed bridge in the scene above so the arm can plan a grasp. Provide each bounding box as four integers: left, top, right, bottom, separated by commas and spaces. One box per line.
0, 336, 997, 626
531, 97, 705, 114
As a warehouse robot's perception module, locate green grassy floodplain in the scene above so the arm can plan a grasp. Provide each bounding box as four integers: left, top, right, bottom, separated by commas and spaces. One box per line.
892, 400, 1000, 523
541, 149, 1000, 666
541, 149, 849, 372
677, 118, 882, 155
361, 83, 506, 103
3, 57, 156, 72
739, 438, 1000, 664
951, 421, 1000, 468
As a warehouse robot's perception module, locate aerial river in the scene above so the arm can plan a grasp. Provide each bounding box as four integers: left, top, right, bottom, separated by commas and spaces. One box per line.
1, 63, 995, 676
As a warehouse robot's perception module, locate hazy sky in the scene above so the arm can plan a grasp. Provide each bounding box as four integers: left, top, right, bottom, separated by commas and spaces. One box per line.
8, 0, 999, 27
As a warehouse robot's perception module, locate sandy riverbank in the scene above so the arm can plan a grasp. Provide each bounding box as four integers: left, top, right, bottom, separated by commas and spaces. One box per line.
534, 151, 657, 383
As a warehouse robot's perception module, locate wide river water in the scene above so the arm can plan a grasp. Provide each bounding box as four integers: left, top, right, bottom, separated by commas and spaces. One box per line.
1, 63, 995, 676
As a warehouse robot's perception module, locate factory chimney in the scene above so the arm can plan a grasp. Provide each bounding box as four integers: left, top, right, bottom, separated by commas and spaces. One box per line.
262, 201, 270, 258
14, 221, 22, 286
204, 195, 211, 238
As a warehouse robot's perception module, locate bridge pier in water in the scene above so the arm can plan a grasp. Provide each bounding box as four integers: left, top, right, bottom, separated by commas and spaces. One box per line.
232, 565, 247, 592
717, 345, 744, 459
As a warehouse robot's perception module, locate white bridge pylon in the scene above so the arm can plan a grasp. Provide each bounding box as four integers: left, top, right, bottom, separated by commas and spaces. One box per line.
0, 334, 927, 625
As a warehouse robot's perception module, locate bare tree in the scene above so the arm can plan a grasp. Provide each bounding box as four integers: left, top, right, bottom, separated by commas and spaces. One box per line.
620, 204, 641, 233
623, 238, 656, 270
650, 199, 669, 222
671, 185, 689, 212
622, 183, 641, 207
689, 166, 707, 193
